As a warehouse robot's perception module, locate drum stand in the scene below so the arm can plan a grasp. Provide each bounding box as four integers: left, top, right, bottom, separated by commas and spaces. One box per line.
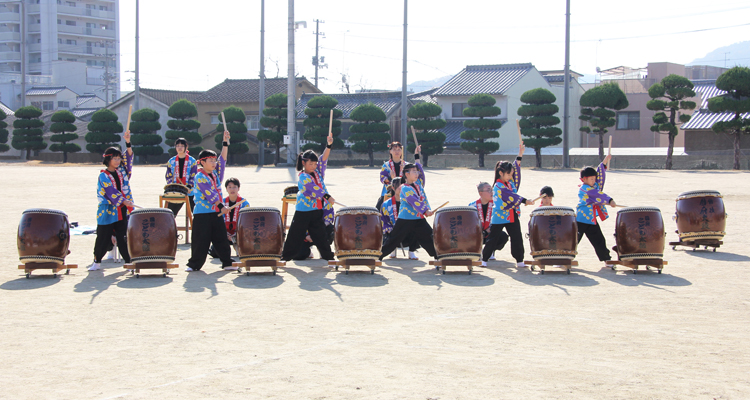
608, 259, 667, 274
280, 196, 296, 232
159, 194, 193, 244
123, 261, 178, 278
669, 239, 722, 252
19, 261, 77, 279
429, 259, 481, 275
329, 259, 381, 275
524, 259, 578, 275
234, 259, 285, 276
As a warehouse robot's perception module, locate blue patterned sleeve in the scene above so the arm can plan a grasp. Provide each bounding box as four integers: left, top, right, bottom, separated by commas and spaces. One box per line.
513, 159, 521, 189
165, 161, 173, 183
380, 204, 393, 234
402, 186, 430, 215
584, 187, 612, 206
380, 163, 391, 185
123, 150, 134, 179
188, 159, 197, 187
416, 163, 426, 187
216, 155, 226, 183
99, 173, 125, 207
499, 185, 526, 210
317, 157, 328, 181
300, 173, 327, 199
597, 162, 606, 191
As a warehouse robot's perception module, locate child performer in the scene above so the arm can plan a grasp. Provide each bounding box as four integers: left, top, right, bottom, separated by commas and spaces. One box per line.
379, 154, 437, 261
209, 177, 250, 258
89, 131, 134, 271
380, 177, 420, 259
377, 142, 406, 209
164, 137, 197, 216
577, 155, 615, 263
185, 131, 235, 272
281, 135, 336, 261
291, 207, 335, 260
470, 182, 496, 260
481, 144, 534, 267
539, 186, 554, 206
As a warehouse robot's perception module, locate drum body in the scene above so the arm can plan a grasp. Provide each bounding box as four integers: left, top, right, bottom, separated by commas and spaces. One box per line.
674, 190, 726, 241
237, 207, 284, 261
433, 206, 483, 261
528, 206, 578, 260
334, 206, 382, 260
164, 183, 190, 197
615, 206, 665, 260
17, 208, 71, 264
127, 208, 177, 263
283, 186, 299, 199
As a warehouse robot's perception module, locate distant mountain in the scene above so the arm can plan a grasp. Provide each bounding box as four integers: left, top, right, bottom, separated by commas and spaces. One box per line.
689, 41, 750, 68
397, 75, 453, 93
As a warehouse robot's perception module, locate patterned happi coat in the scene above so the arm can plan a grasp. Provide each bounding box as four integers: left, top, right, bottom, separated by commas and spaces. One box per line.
165, 154, 197, 186
576, 162, 611, 225
491, 159, 525, 225
380, 197, 401, 234
222, 195, 251, 235
193, 155, 226, 215
296, 157, 334, 224
96, 151, 134, 225
398, 180, 431, 220
379, 159, 424, 197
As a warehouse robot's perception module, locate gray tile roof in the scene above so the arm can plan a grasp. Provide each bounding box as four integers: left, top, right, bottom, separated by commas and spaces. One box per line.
692, 80, 724, 108
0, 100, 13, 116
26, 86, 70, 96
408, 88, 438, 104
682, 109, 750, 130
295, 91, 405, 119
194, 77, 318, 103
433, 63, 533, 97
76, 94, 102, 107
141, 88, 204, 106
442, 120, 470, 145
72, 108, 100, 119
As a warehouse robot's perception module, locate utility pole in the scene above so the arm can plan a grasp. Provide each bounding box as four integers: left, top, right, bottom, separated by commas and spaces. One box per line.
104, 41, 110, 105
286, 0, 295, 164
258, 0, 265, 166
20, 0, 26, 107
134, 0, 140, 111
562, 0, 571, 168
400, 0, 408, 146
312, 19, 325, 88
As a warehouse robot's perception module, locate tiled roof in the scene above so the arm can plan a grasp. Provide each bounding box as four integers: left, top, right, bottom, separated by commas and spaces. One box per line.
433, 63, 533, 97
141, 88, 204, 106
441, 119, 507, 145
76, 94, 102, 107
26, 86, 70, 96
72, 108, 100, 119
692, 80, 725, 108
194, 77, 319, 103
295, 91, 405, 119
408, 88, 437, 104
682, 109, 750, 130
0, 100, 13, 116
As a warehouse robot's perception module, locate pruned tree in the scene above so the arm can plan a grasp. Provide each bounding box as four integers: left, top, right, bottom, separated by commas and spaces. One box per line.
215, 105, 249, 164
166, 99, 202, 156
85, 109, 123, 154
257, 93, 287, 166
0, 109, 9, 153
129, 108, 163, 163
303, 95, 344, 153
49, 109, 80, 163
579, 82, 629, 159
12, 106, 46, 159
518, 88, 561, 168
708, 66, 750, 170
460, 93, 501, 168
349, 103, 391, 167
647, 74, 696, 170
407, 102, 446, 167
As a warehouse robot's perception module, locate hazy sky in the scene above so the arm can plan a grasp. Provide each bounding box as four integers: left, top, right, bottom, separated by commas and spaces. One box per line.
118, 0, 750, 94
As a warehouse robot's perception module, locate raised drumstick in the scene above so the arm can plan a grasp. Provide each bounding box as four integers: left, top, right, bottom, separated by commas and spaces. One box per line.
328, 109, 333, 138
410, 125, 422, 160
530, 194, 547, 203
516, 119, 523, 145
221, 111, 228, 133
125, 104, 133, 132
608, 135, 612, 156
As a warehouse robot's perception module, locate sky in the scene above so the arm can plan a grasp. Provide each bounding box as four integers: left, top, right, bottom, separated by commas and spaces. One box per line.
117, 0, 750, 94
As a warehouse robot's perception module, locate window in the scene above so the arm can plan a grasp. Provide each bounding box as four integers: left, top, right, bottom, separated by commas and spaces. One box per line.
42, 101, 54, 110
65, 20, 76, 26
58, 38, 62, 44
66, 39, 76, 45
616, 111, 640, 130
210, 115, 220, 125
57, 19, 61, 24
452, 103, 469, 118
66, 58, 77, 61
66, 1, 76, 7
58, 101, 70, 108
86, 60, 95, 66
99, 5, 108, 11
31, 101, 42, 109
100, 24, 108, 30
247, 115, 260, 130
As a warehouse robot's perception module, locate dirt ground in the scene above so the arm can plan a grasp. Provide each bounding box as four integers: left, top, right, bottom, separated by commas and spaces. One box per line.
1, 160, 748, 400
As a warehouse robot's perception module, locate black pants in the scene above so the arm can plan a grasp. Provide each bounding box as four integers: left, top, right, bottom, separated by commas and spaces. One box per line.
577, 221, 612, 261
482, 220, 523, 262
292, 224, 335, 260
93, 218, 130, 263
379, 219, 436, 260
166, 195, 195, 217
383, 231, 420, 252
188, 212, 234, 270
282, 209, 335, 261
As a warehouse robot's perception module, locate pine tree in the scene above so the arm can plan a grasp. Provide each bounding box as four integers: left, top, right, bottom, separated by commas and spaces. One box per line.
303, 95, 344, 153
257, 93, 287, 166
85, 109, 123, 154
579, 82, 629, 159
166, 99, 202, 156
349, 103, 391, 167
518, 88, 561, 168
460, 94, 501, 168
647, 74, 696, 170
214, 105, 249, 164
708, 66, 750, 170
49, 110, 80, 163
406, 102, 446, 168
12, 106, 46, 159
129, 108, 163, 163
0, 109, 9, 153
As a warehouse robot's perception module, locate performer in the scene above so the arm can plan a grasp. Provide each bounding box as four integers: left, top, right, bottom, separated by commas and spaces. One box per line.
185, 131, 236, 272
88, 131, 134, 271
469, 182, 497, 260
164, 137, 197, 216
281, 135, 336, 261
380, 177, 420, 259
576, 156, 615, 263
377, 142, 411, 210
539, 186, 554, 206
481, 144, 534, 267
379, 156, 437, 261
291, 207, 335, 260
209, 177, 250, 258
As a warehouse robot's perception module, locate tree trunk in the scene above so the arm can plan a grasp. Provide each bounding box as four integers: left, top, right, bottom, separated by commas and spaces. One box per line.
63, 150, 68, 163
479, 152, 485, 168
423, 154, 429, 168
368, 146, 374, 167
275, 142, 281, 166
535, 148, 542, 168
666, 134, 674, 170
598, 134, 604, 160
26, 149, 31, 160
734, 131, 741, 170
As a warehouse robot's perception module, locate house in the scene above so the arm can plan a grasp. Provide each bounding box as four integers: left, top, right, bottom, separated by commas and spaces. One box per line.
681, 79, 750, 153
26, 86, 77, 111
432, 63, 585, 151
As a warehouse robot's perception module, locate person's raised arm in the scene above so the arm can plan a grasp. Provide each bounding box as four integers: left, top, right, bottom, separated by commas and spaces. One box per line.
320, 135, 333, 162
513, 142, 525, 188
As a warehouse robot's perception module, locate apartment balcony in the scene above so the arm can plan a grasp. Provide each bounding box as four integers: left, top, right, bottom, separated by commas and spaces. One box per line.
57, 5, 116, 20
0, 51, 21, 61
28, 23, 40, 33
0, 31, 21, 42
0, 11, 20, 23
57, 24, 115, 39
57, 45, 108, 56
27, 4, 40, 14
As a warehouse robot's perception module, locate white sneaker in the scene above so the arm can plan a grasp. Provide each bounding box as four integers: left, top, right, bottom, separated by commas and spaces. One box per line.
516, 262, 526, 268
481, 261, 487, 267
102, 250, 115, 261
223, 266, 239, 271
389, 250, 397, 258
185, 267, 195, 272
408, 251, 418, 260
87, 262, 101, 271
489, 254, 496, 260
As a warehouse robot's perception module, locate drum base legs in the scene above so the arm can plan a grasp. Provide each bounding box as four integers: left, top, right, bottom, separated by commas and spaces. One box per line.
124, 262, 178, 278
608, 259, 667, 274
429, 260, 481, 275
329, 259, 381, 275
234, 260, 285, 276
669, 239, 722, 252
524, 260, 578, 275
19, 262, 77, 278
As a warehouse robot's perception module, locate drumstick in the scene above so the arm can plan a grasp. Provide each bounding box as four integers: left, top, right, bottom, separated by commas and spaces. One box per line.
531, 194, 547, 203
334, 201, 348, 208
431, 201, 449, 213
410, 125, 422, 160
516, 119, 523, 145
217, 202, 243, 216
131, 204, 143, 209
125, 104, 132, 132
607, 136, 613, 170
328, 109, 333, 138
221, 111, 228, 133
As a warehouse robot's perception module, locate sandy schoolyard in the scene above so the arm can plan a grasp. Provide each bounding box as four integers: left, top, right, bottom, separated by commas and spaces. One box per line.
0, 161, 748, 399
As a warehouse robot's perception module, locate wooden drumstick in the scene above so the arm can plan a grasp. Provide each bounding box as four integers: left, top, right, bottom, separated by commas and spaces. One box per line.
431, 201, 450, 213
410, 125, 422, 161
217, 201, 242, 216
221, 111, 228, 133
516, 119, 523, 145
607, 136, 613, 170
328, 109, 333, 138
131, 204, 143, 209
125, 104, 132, 132
334, 201, 348, 208
530, 194, 547, 203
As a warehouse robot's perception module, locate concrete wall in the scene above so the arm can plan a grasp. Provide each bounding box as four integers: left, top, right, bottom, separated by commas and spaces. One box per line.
685, 129, 750, 152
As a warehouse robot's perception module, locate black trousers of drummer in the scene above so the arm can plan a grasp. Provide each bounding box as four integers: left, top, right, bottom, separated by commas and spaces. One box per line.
93, 209, 131, 263
166, 195, 195, 217
282, 209, 335, 261
292, 224, 335, 260
187, 212, 234, 270
383, 230, 420, 252
577, 221, 612, 261
482, 220, 524, 262
379, 218, 436, 260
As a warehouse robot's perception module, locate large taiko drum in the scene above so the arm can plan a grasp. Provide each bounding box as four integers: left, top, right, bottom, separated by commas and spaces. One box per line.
164, 183, 190, 197
334, 206, 383, 260
615, 206, 665, 260
674, 190, 726, 241
237, 207, 284, 261
433, 206, 483, 261
528, 206, 578, 260
17, 208, 71, 265
127, 208, 177, 263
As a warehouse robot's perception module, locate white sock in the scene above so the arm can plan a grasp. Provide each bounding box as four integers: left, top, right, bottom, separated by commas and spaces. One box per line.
390, 250, 397, 258
516, 262, 526, 268
102, 250, 115, 261
185, 267, 195, 272
87, 262, 101, 271
409, 251, 417, 259
223, 266, 238, 271
481, 261, 487, 267
489, 253, 496, 260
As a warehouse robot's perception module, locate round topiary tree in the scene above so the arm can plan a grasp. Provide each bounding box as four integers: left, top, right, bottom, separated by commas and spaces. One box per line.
166, 99, 202, 156
0, 109, 9, 153
303, 95, 344, 153
257, 93, 288, 166
647, 74, 696, 170
85, 109, 123, 154
12, 106, 46, 159
708, 66, 750, 170
579, 82, 629, 160
49, 109, 80, 163
214, 105, 249, 164
129, 108, 163, 162
461, 93, 501, 168
407, 102, 446, 168
518, 88, 561, 168
349, 103, 391, 167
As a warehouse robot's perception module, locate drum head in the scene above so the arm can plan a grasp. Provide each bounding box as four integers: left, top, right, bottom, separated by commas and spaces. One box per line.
131, 207, 174, 216
530, 206, 575, 217
239, 207, 281, 215
434, 206, 477, 215
336, 206, 379, 216
617, 206, 661, 214
22, 208, 68, 217
283, 186, 299, 197
677, 190, 722, 200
